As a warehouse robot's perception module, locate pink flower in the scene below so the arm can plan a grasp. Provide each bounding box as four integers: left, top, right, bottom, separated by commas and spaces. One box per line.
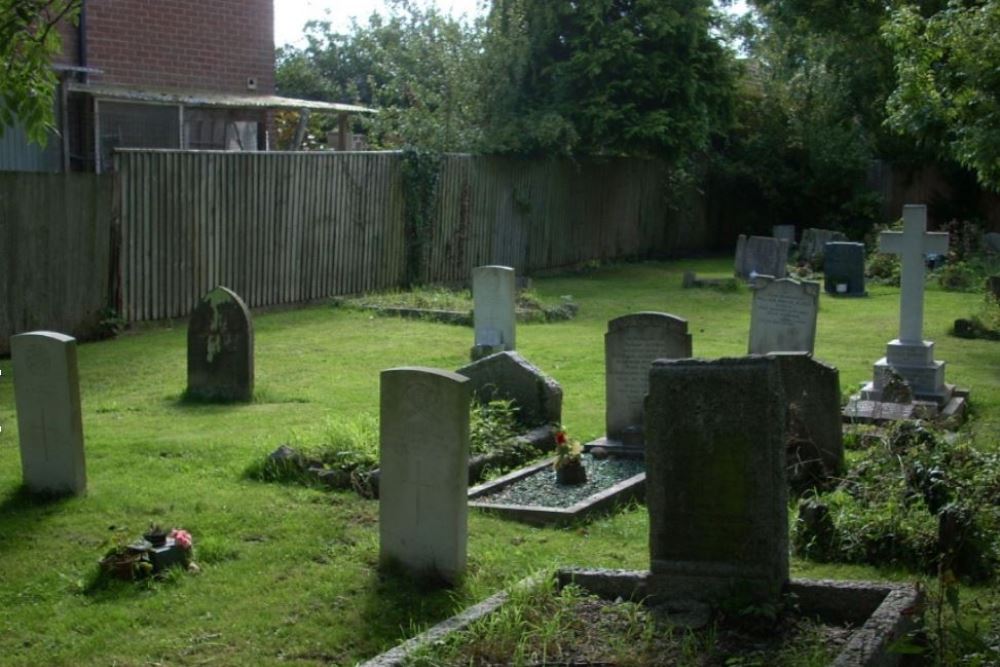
170, 528, 193, 550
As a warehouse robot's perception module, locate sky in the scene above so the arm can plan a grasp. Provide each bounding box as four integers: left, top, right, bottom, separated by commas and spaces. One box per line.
274, 0, 749, 48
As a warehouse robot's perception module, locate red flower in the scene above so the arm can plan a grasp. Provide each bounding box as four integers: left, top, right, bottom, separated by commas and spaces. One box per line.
556, 431, 567, 444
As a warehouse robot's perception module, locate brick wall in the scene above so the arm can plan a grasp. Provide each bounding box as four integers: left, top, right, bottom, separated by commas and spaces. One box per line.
56, 0, 274, 95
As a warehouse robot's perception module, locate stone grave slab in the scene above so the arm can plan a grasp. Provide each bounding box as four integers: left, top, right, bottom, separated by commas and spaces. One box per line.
734, 235, 790, 280
799, 228, 847, 266
455, 351, 562, 427
646, 356, 788, 604
186, 286, 254, 402
379, 367, 470, 585
748, 277, 819, 355
601, 312, 692, 450
471, 265, 516, 360
824, 242, 867, 296
11, 331, 87, 495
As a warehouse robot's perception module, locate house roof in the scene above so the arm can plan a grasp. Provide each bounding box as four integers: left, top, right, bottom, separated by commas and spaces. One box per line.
67, 82, 377, 114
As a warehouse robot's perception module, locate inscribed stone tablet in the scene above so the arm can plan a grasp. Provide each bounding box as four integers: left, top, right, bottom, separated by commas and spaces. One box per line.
11, 331, 86, 495
379, 367, 470, 584
187, 286, 254, 402
472, 266, 516, 351
605, 313, 692, 444
748, 278, 819, 355
645, 356, 788, 604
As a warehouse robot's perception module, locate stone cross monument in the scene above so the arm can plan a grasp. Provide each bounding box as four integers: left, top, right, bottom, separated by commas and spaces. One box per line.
862, 205, 952, 403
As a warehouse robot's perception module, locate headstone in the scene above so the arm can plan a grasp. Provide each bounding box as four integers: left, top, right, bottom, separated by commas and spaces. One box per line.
983, 232, 1000, 254
455, 351, 562, 427
379, 367, 470, 584
748, 277, 820, 355
798, 228, 847, 266
11, 331, 86, 495
770, 353, 845, 485
471, 265, 516, 360
772, 225, 796, 245
862, 205, 952, 404
734, 235, 790, 280
186, 286, 254, 402
645, 356, 788, 604
823, 242, 867, 296
604, 313, 692, 448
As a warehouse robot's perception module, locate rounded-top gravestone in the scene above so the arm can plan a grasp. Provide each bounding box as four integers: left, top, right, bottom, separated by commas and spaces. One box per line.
186, 286, 254, 402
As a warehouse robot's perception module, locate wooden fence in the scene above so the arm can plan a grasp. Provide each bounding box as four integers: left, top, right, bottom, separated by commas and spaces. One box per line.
115, 150, 710, 322
1, 151, 713, 352
0, 172, 113, 355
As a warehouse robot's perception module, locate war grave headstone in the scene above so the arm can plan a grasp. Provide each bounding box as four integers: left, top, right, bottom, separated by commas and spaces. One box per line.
455, 351, 561, 427
471, 265, 516, 361
11, 331, 87, 495
798, 228, 847, 266
748, 277, 820, 355
845, 205, 968, 423
734, 235, 790, 280
186, 286, 254, 402
771, 352, 845, 490
824, 242, 867, 297
595, 313, 693, 452
379, 367, 471, 584
772, 224, 796, 245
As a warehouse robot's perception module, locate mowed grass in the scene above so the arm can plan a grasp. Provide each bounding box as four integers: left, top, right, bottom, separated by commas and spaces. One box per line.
0, 258, 996, 666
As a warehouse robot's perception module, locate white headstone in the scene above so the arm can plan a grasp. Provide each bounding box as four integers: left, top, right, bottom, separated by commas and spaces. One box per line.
379, 367, 470, 584
748, 278, 820, 355
864, 205, 951, 402
11, 331, 87, 495
604, 313, 692, 447
472, 266, 516, 358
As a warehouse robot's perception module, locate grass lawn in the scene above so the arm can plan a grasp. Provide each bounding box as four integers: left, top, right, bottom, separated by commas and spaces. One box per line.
0, 257, 996, 666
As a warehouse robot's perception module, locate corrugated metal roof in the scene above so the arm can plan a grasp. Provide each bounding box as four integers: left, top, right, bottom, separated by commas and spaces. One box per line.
67, 82, 377, 114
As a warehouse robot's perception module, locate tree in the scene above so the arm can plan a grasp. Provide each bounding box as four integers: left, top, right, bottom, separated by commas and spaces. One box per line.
480, 0, 736, 161
0, 0, 79, 144
884, 1, 1000, 191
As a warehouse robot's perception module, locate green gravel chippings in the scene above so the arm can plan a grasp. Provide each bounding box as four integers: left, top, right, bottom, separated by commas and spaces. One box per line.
477, 455, 645, 508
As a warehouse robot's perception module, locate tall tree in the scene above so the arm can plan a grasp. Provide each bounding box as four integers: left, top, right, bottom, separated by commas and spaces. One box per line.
0, 0, 79, 143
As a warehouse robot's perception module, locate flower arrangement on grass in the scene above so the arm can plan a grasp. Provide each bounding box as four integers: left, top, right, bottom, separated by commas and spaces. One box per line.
99, 526, 196, 581
553, 430, 587, 485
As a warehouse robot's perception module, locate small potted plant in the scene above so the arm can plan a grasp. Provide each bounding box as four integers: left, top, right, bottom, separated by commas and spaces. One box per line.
553, 430, 587, 485
144, 524, 169, 547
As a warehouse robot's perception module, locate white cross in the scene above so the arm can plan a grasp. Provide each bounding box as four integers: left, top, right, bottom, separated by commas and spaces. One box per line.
879, 205, 949, 344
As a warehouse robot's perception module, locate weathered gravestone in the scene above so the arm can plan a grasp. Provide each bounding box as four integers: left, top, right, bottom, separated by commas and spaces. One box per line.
646, 356, 788, 604
187, 286, 254, 402
823, 242, 867, 297
456, 351, 562, 427
11, 331, 87, 495
748, 277, 820, 355
602, 313, 692, 449
772, 224, 796, 245
798, 228, 847, 266
771, 352, 845, 488
471, 266, 516, 360
734, 235, 790, 280
379, 367, 471, 585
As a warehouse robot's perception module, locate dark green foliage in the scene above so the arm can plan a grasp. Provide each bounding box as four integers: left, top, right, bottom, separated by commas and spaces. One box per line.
400, 147, 442, 286
794, 423, 1000, 581
0, 1, 79, 144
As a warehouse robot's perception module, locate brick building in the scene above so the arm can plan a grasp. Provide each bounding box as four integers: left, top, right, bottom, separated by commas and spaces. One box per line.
2, 0, 371, 172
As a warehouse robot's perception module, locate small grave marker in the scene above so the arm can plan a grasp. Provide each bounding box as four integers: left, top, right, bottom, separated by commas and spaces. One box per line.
11, 331, 87, 495
186, 286, 254, 402
379, 367, 471, 584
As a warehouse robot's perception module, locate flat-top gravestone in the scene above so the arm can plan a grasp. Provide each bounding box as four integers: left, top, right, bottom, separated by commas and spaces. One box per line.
187, 286, 254, 402
380, 367, 471, 585
603, 313, 692, 448
771, 353, 844, 485
645, 356, 788, 604
456, 351, 562, 427
748, 277, 820, 355
798, 228, 847, 266
734, 235, 790, 280
471, 265, 516, 360
11, 331, 87, 495
772, 225, 796, 245
823, 242, 867, 297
